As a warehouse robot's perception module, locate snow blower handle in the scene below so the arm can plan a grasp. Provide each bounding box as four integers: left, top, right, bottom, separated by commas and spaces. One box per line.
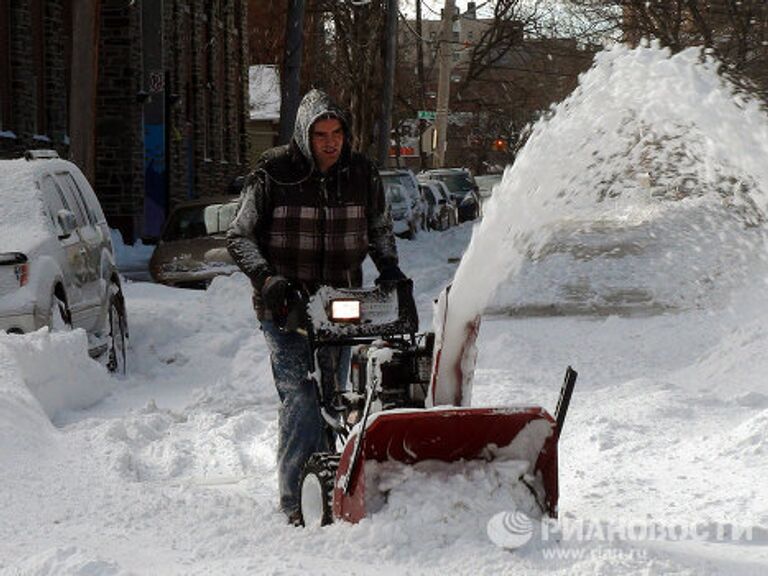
340, 368, 377, 495
554, 366, 577, 440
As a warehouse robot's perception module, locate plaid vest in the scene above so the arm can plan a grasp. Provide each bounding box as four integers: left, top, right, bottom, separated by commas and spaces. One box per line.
260, 160, 371, 288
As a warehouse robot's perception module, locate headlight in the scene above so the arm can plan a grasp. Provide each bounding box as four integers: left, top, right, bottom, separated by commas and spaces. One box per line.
330, 299, 361, 323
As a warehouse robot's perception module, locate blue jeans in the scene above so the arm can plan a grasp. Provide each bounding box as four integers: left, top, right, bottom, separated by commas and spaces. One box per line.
261, 320, 349, 515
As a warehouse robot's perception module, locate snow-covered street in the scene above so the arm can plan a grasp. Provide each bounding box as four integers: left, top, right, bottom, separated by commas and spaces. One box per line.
2, 44, 768, 574
1, 222, 766, 574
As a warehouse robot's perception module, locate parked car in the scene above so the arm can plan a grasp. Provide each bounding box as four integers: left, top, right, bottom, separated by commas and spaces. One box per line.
419, 168, 481, 222
475, 173, 503, 200
149, 196, 241, 289
380, 168, 425, 232
419, 181, 455, 231
431, 179, 459, 227
384, 183, 417, 238
0, 150, 128, 373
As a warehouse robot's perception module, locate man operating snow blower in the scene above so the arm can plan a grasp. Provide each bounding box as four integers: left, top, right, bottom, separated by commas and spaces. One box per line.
227, 89, 409, 525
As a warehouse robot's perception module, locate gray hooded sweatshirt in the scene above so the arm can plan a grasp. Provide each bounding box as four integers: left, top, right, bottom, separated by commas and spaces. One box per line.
227, 89, 399, 318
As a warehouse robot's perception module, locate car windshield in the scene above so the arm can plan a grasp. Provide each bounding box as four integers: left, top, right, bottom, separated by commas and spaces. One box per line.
163, 201, 238, 240
385, 184, 406, 204
433, 173, 475, 196
381, 173, 416, 196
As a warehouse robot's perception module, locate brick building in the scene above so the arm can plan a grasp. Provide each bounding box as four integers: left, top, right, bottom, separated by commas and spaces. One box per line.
1, 0, 249, 243
0, 1, 70, 159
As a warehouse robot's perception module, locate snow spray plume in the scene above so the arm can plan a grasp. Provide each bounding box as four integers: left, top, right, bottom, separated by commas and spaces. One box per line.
436, 42, 768, 405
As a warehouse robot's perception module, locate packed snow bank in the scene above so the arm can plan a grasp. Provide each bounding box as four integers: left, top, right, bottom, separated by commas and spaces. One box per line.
0, 338, 59, 456
0, 329, 111, 423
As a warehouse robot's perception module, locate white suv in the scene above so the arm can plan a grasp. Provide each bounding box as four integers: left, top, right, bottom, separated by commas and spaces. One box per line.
0, 150, 127, 373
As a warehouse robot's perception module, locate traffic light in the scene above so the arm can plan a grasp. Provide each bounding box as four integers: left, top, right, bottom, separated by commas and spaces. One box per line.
492, 138, 507, 151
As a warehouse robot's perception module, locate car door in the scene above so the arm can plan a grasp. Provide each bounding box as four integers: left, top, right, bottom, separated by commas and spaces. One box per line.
437, 182, 458, 226
54, 172, 103, 329
39, 174, 90, 329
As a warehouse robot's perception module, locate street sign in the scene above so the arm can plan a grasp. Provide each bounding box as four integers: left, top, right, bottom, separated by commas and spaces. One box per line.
418, 110, 436, 121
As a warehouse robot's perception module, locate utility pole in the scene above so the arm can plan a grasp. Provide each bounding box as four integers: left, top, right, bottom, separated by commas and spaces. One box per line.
377, 0, 398, 167
279, 0, 306, 145
433, 0, 455, 168
416, 0, 429, 170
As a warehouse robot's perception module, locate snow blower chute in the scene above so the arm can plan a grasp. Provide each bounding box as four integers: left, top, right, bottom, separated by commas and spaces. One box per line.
295, 280, 577, 527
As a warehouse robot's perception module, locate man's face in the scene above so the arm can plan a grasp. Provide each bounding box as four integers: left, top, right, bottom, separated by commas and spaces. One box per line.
310, 117, 344, 173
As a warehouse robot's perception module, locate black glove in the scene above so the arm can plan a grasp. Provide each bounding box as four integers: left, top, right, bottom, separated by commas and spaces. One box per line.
375, 265, 407, 289
261, 275, 290, 318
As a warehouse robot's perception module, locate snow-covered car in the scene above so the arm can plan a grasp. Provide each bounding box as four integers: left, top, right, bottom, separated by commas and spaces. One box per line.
0, 150, 128, 373
419, 181, 456, 231
419, 168, 480, 222
384, 183, 417, 238
149, 196, 240, 288
380, 168, 425, 233
475, 173, 502, 200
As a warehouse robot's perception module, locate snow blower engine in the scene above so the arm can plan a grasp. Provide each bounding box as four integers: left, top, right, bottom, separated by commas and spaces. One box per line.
292, 279, 577, 528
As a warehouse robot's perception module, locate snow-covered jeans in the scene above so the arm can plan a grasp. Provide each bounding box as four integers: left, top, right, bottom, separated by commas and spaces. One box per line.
261, 320, 349, 516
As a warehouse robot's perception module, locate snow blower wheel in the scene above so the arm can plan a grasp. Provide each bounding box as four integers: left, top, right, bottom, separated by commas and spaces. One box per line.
299, 453, 340, 527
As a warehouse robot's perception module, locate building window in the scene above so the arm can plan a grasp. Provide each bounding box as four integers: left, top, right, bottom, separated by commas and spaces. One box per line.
31, 0, 47, 137
0, 0, 12, 132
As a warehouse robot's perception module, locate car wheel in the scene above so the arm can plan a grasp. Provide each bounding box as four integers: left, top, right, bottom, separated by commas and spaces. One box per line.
106, 285, 128, 375
49, 293, 72, 331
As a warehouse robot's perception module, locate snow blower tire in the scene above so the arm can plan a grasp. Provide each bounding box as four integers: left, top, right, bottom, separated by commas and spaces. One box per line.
299, 453, 340, 528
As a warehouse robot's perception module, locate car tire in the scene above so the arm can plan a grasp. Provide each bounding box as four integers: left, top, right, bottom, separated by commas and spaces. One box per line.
106, 285, 128, 375
49, 292, 72, 331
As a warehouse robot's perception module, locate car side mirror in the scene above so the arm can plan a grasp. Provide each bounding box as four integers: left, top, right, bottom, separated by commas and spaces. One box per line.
57, 209, 77, 238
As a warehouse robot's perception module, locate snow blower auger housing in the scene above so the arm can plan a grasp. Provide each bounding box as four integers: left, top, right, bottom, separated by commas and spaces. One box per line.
296, 280, 577, 528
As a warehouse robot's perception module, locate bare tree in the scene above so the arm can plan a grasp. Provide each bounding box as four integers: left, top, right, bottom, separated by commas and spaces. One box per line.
567, 0, 768, 99
395, 0, 596, 171
247, 0, 285, 65
308, 1, 388, 155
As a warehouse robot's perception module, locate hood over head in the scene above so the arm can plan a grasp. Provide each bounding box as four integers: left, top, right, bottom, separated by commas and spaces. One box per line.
293, 89, 350, 168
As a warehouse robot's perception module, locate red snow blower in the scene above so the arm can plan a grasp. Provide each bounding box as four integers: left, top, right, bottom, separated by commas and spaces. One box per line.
295, 280, 577, 527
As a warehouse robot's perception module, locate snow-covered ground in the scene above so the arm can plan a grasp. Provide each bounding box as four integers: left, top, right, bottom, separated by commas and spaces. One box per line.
2, 44, 768, 574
